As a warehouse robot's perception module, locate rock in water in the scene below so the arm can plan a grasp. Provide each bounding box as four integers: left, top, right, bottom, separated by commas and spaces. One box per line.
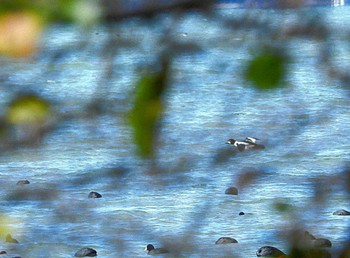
256, 246, 286, 257
74, 247, 97, 257
333, 209, 350, 215
88, 192, 102, 198
16, 180, 30, 185
215, 237, 238, 244
225, 187, 238, 195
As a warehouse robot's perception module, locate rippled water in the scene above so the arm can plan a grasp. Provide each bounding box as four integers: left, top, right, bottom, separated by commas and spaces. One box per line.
0, 6, 349, 258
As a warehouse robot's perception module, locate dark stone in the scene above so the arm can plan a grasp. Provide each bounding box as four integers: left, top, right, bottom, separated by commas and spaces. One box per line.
333, 209, 350, 215
88, 192, 102, 198
5, 234, 18, 243
215, 237, 238, 244
225, 187, 238, 195
314, 238, 332, 248
239, 212, 245, 216
256, 246, 285, 257
74, 247, 97, 257
16, 180, 30, 185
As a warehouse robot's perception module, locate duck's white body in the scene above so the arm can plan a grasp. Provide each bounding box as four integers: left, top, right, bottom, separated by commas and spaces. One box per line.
245, 137, 259, 143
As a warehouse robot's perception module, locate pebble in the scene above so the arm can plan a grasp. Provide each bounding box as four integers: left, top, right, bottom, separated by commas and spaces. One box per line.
215, 237, 238, 244
88, 192, 102, 198
225, 187, 238, 195
256, 246, 286, 257
333, 209, 350, 215
74, 247, 97, 257
16, 180, 30, 186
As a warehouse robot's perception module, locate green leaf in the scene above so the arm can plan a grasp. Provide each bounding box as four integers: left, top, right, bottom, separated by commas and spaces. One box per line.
273, 201, 293, 213
245, 47, 288, 90
6, 94, 52, 125
129, 61, 169, 158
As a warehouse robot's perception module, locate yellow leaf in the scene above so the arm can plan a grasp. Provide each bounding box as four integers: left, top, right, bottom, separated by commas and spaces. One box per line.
0, 215, 12, 239
6, 94, 51, 125
0, 11, 43, 58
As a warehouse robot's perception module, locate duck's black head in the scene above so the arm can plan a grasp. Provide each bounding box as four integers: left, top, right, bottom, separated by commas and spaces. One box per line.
146, 244, 155, 251
226, 139, 236, 144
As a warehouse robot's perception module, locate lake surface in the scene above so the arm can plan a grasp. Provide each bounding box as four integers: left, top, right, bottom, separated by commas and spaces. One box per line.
0, 5, 349, 258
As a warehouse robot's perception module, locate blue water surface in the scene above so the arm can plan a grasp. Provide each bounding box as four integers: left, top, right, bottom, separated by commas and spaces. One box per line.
0, 5, 349, 258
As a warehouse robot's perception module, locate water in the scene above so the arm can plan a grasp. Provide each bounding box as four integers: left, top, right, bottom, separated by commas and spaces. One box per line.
0, 6, 349, 258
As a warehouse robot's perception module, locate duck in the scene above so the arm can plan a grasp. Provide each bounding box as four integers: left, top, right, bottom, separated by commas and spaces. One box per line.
226, 137, 265, 152
245, 137, 259, 143
145, 244, 169, 255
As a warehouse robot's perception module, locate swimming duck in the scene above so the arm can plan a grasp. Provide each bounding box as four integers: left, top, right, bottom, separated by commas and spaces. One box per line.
145, 244, 169, 255
245, 137, 259, 143
226, 138, 265, 152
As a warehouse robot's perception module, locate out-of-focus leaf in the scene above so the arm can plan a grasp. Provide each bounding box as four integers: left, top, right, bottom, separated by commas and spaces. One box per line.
0, 11, 43, 57
129, 60, 169, 158
236, 167, 262, 188
245, 47, 288, 90
70, 0, 102, 26
0, 215, 12, 239
273, 201, 293, 213
6, 94, 52, 125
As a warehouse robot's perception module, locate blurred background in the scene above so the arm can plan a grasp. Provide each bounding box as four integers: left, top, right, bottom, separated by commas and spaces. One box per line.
0, 0, 349, 257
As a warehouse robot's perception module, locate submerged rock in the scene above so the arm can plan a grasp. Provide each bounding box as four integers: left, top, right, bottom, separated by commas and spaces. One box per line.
74, 247, 97, 257
333, 209, 350, 215
16, 180, 30, 185
225, 187, 238, 195
215, 237, 238, 244
256, 246, 286, 257
88, 192, 102, 198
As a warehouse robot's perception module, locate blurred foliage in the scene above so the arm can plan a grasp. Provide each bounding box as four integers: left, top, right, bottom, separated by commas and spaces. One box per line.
0, 215, 12, 239
245, 46, 289, 90
0, 11, 43, 57
3, 93, 54, 146
0, 0, 101, 23
273, 201, 294, 213
0, 0, 101, 57
0, 0, 348, 257
129, 59, 170, 158
6, 94, 51, 125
